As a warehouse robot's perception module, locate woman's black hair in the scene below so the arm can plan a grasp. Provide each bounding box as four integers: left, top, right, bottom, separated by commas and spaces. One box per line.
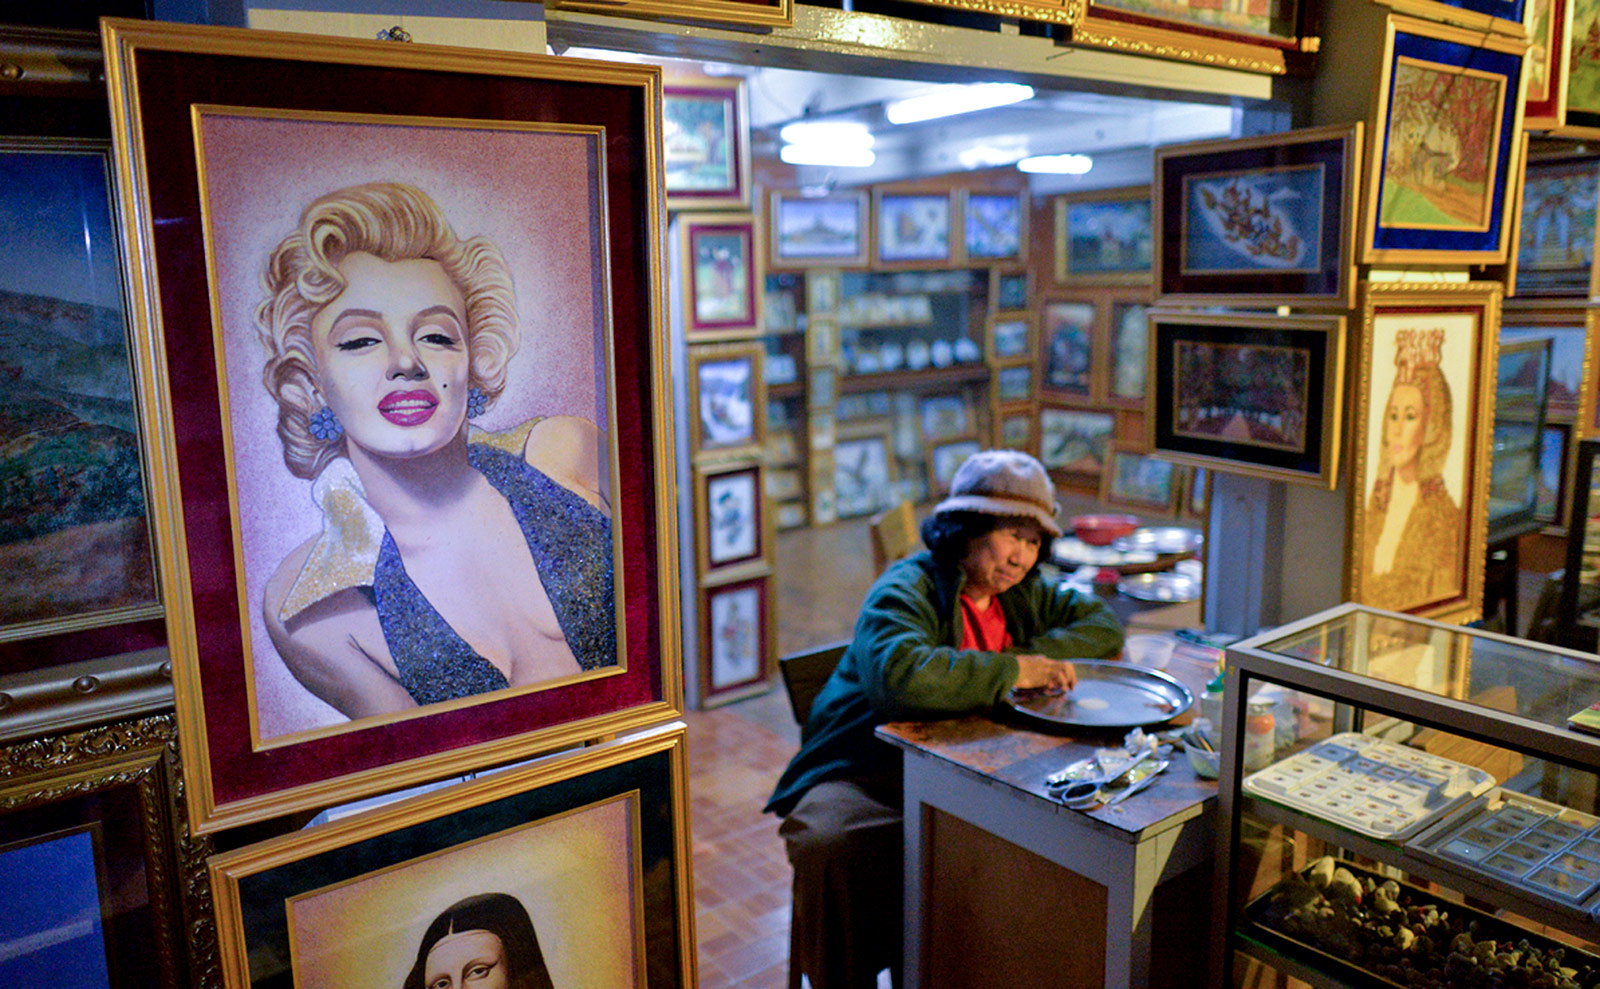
402, 893, 554, 989
921, 510, 1047, 568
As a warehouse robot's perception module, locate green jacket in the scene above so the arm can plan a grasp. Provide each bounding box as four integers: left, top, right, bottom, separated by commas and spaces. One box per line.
765, 550, 1124, 817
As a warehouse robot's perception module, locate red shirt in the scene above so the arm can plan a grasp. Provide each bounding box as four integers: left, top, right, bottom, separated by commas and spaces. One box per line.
959, 594, 1012, 652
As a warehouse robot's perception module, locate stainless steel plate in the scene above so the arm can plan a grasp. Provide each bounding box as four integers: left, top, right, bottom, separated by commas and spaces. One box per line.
1114, 526, 1203, 556
1051, 537, 1158, 568
1118, 570, 1201, 603
1006, 660, 1194, 732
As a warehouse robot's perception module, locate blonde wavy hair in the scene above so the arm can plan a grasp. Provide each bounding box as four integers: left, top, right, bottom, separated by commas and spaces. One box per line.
1374, 364, 1452, 484
256, 182, 519, 480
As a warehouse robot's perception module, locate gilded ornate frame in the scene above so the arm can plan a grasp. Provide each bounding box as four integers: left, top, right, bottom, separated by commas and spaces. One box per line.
1053, 185, 1154, 286
547, 0, 793, 26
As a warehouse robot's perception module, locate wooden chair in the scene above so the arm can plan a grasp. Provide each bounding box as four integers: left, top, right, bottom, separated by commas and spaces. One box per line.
870, 499, 919, 574
778, 640, 849, 727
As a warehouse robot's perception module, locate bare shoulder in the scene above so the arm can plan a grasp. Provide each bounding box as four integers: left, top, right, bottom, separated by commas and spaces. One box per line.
523, 415, 606, 512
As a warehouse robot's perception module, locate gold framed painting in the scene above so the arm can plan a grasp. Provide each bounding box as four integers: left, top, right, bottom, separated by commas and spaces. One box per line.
1348, 280, 1500, 622
677, 211, 763, 341
687, 341, 768, 462
692, 460, 773, 586
987, 312, 1035, 366
546, 0, 792, 26
1524, 0, 1578, 129
768, 190, 869, 271
662, 76, 751, 211
1103, 286, 1156, 410
1362, 15, 1529, 265
873, 189, 956, 269
699, 576, 775, 702
102, 19, 680, 831
1555, 0, 1600, 136
1053, 185, 1154, 286
1100, 443, 1181, 513
997, 405, 1038, 454
208, 722, 696, 989
959, 188, 1028, 264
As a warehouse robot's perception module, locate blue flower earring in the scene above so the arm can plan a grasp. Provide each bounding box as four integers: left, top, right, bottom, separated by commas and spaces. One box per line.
309, 406, 344, 440
466, 386, 488, 419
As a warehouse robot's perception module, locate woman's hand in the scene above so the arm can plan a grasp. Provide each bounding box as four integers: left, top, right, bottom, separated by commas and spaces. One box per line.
1014, 654, 1077, 692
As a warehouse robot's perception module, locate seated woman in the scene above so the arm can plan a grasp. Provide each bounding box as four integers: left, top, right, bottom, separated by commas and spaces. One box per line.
766, 449, 1124, 989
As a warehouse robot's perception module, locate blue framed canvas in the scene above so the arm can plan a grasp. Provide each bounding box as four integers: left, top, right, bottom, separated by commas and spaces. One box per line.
1054, 186, 1153, 284
1154, 124, 1361, 308
963, 191, 1025, 262
1514, 157, 1599, 297
1363, 15, 1527, 264
1375, 0, 1529, 35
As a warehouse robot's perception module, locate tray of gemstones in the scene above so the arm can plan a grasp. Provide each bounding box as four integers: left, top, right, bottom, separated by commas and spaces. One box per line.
1244, 857, 1600, 989
1408, 789, 1600, 922
1242, 732, 1495, 841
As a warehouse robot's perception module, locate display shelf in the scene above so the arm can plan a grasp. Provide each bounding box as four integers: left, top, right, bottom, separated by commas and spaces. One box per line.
1213, 603, 1600, 989
838, 365, 989, 393
768, 382, 804, 400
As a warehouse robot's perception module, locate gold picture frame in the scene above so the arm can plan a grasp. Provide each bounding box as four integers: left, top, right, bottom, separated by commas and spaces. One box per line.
687, 340, 768, 463
693, 460, 773, 586
1054, 185, 1154, 286
677, 211, 764, 341
662, 76, 752, 211
208, 723, 696, 989
1100, 442, 1182, 513
547, 0, 792, 26
699, 576, 776, 703
1348, 279, 1500, 622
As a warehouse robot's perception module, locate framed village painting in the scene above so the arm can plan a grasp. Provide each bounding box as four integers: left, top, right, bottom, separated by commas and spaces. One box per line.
961, 189, 1027, 263
677, 212, 762, 341
700, 578, 774, 700
0, 137, 167, 678
1513, 156, 1599, 296
768, 190, 869, 270
209, 723, 696, 989
1363, 15, 1528, 265
874, 191, 954, 267
1147, 310, 1347, 488
1039, 407, 1115, 488
662, 77, 751, 211
1154, 123, 1363, 309
1053, 186, 1153, 285
1348, 280, 1499, 622
102, 20, 681, 831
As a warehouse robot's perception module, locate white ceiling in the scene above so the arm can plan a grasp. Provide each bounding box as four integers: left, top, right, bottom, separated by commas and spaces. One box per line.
567, 49, 1240, 194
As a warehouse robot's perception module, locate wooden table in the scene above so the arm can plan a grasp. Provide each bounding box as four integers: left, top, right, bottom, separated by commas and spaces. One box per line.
876, 646, 1220, 988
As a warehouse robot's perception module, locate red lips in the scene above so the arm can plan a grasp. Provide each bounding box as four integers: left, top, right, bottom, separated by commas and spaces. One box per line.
377, 389, 438, 426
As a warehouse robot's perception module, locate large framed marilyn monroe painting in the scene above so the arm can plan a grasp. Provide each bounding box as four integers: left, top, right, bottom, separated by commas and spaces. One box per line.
102, 20, 680, 831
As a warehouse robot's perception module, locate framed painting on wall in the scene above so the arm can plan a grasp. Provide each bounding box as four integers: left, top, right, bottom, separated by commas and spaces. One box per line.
1563, 0, 1600, 133
694, 462, 770, 584
1537, 420, 1570, 525
1348, 280, 1499, 621
1147, 310, 1347, 488
996, 365, 1034, 405
547, 0, 792, 26
0, 137, 166, 674
1100, 445, 1180, 512
769, 191, 869, 270
927, 437, 982, 496
988, 314, 1034, 364
1500, 304, 1592, 421
1038, 407, 1115, 488
1363, 15, 1528, 265
209, 723, 696, 989
1154, 123, 1363, 308
1040, 299, 1098, 402
1053, 186, 1153, 285
662, 78, 750, 210
1513, 157, 1599, 296
920, 393, 973, 440
961, 190, 1027, 263
1525, 0, 1576, 129
1487, 336, 1551, 535
874, 191, 954, 267
678, 212, 761, 341
0, 714, 214, 988
998, 409, 1037, 453
702, 578, 772, 698
833, 428, 895, 518
1107, 294, 1154, 409
102, 19, 680, 831
688, 342, 767, 461
994, 270, 1029, 310
1373, 0, 1530, 35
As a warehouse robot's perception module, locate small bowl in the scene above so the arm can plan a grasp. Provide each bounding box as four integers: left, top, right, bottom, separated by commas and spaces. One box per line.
1124, 634, 1176, 669
1187, 744, 1221, 780
1069, 513, 1141, 546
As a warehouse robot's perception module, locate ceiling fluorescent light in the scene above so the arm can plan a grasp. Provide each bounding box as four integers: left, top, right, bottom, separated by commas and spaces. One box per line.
885, 83, 1034, 126
1017, 153, 1093, 175
959, 145, 1028, 169
780, 144, 876, 168
779, 120, 874, 149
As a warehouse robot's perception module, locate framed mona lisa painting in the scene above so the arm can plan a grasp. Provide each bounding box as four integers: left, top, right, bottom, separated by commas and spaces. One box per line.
1348, 279, 1499, 622
102, 20, 680, 831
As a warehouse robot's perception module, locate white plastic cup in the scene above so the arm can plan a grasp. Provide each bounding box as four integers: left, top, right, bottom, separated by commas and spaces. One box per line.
1123, 634, 1175, 669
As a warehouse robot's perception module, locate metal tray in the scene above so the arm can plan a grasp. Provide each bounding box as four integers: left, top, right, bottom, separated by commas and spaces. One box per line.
1118, 570, 1201, 602
1005, 660, 1193, 733
1113, 526, 1203, 556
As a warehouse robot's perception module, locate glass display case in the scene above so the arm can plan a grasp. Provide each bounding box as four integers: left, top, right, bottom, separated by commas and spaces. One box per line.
1213, 603, 1600, 988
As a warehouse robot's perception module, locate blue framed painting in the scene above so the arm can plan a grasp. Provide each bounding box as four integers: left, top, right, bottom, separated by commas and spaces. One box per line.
1154, 123, 1361, 308
1514, 156, 1599, 297
1375, 0, 1529, 35
1363, 15, 1527, 264
962, 190, 1026, 262
1054, 186, 1153, 285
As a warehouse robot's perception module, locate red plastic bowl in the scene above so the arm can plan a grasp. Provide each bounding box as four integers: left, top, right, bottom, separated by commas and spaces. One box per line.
1069, 513, 1141, 546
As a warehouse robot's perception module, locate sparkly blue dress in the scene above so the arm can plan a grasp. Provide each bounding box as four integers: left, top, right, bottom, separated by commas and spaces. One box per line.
370, 444, 615, 704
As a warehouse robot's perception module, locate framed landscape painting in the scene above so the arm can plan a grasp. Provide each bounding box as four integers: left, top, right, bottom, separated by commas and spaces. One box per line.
1513, 157, 1599, 296
1054, 186, 1153, 285
999, 410, 1037, 453
989, 314, 1033, 364
1148, 310, 1347, 488
962, 190, 1026, 262
1500, 305, 1590, 420
1348, 280, 1499, 621
1364, 15, 1527, 264
1154, 123, 1362, 308
0, 137, 164, 666
662, 78, 750, 210
678, 212, 761, 340
769, 190, 868, 269
209, 723, 696, 989
1038, 407, 1114, 487
875, 191, 953, 267
1101, 445, 1180, 512
1041, 299, 1098, 402
103, 20, 681, 831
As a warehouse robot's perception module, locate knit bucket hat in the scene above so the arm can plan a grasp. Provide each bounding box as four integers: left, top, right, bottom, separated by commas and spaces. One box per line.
933, 449, 1063, 538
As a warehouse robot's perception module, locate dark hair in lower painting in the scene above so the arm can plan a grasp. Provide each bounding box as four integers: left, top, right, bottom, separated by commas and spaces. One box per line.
402, 892, 554, 989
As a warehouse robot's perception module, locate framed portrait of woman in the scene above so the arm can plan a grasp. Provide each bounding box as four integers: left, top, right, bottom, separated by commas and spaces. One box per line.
103, 20, 681, 831
1348, 280, 1499, 622
677, 212, 762, 341
208, 723, 695, 989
